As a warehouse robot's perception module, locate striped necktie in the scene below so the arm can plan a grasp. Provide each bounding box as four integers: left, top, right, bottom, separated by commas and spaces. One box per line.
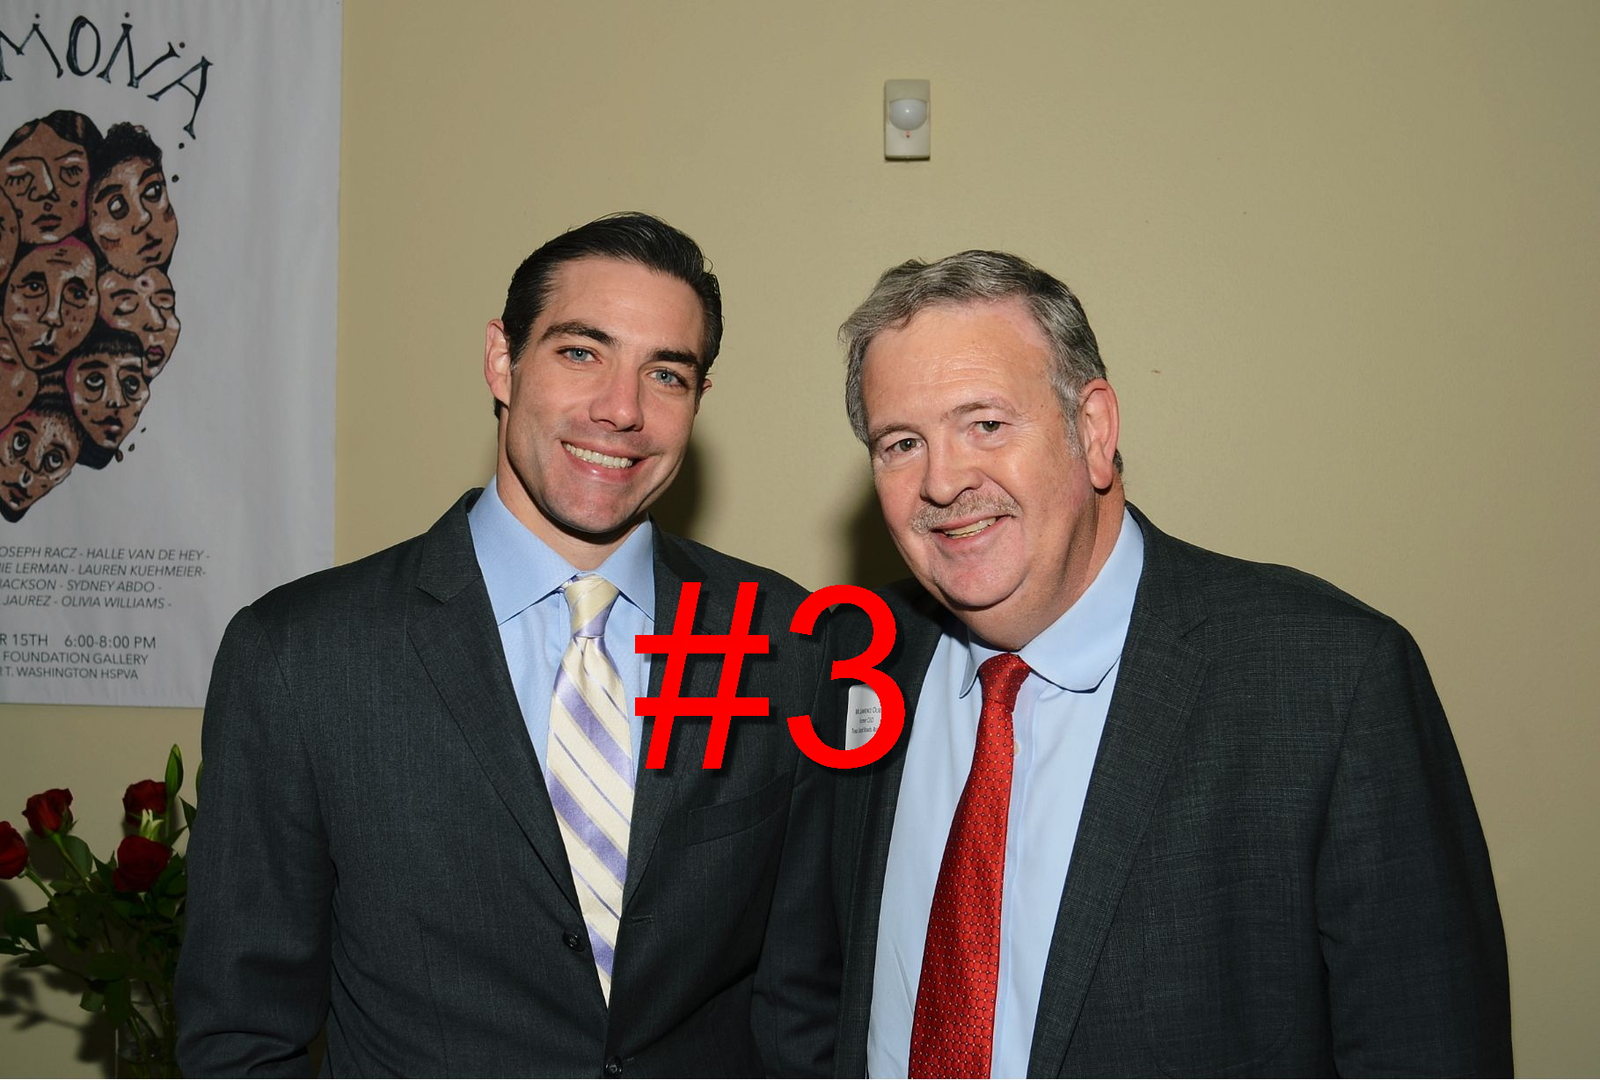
547, 574, 633, 1003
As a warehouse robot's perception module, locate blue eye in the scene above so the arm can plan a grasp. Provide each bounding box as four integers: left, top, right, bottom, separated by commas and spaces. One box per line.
559, 347, 593, 362
650, 368, 688, 388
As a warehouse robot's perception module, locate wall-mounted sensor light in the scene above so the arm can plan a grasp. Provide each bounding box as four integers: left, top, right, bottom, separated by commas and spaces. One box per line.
885, 79, 930, 160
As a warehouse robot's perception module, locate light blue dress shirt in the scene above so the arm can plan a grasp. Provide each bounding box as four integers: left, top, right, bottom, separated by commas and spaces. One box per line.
466, 477, 654, 769
867, 509, 1144, 1078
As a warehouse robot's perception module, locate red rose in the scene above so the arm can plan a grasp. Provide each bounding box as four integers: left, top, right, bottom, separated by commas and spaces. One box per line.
113, 835, 172, 892
123, 779, 167, 823
22, 788, 72, 836
0, 821, 27, 879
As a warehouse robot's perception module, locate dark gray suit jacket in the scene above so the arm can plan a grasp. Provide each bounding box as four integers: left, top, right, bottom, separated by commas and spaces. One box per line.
829, 506, 1511, 1077
177, 492, 839, 1077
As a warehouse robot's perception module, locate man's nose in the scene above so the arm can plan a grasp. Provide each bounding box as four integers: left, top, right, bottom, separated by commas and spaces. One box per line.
920, 440, 981, 506
590, 367, 644, 431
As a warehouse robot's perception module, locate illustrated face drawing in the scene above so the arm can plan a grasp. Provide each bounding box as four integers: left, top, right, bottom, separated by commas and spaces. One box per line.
68, 347, 150, 451
98, 267, 181, 377
0, 405, 79, 520
1, 122, 90, 246
90, 155, 179, 274
3, 239, 98, 371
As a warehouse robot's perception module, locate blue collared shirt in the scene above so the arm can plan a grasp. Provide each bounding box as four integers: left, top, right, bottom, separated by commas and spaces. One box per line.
868, 509, 1145, 1078
466, 477, 654, 769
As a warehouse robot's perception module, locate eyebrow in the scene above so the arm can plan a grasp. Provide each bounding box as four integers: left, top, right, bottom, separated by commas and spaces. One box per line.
93, 182, 126, 205
539, 321, 702, 371
865, 398, 1010, 446
539, 321, 616, 348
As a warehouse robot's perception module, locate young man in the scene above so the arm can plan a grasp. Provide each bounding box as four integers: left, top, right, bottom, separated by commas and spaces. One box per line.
178, 214, 838, 1077
827, 249, 1510, 1077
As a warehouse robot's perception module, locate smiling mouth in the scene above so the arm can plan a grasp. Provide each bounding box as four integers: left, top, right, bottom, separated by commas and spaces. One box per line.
564, 442, 635, 469
939, 517, 998, 539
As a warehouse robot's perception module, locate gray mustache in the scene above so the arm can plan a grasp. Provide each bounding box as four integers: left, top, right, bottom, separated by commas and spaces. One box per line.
911, 493, 1020, 534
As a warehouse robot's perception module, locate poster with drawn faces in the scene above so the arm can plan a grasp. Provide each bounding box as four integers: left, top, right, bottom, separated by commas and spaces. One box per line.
0, 111, 181, 522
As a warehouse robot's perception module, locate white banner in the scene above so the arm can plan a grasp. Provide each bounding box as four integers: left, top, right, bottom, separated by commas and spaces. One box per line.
0, 1, 340, 706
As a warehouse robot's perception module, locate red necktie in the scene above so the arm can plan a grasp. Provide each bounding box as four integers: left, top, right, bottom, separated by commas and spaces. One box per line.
908, 652, 1031, 1079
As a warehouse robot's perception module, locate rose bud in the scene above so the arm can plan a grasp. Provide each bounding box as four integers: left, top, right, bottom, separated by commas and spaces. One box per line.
0, 821, 27, 879
123, 779, 167, 824
22, 788, 72, 836
112, 835, 172, 892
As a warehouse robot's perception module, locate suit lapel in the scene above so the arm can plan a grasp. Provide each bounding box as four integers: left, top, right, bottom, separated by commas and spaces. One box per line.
1027, 507, 1209, 1076
407, 493, 580, 914
837, 587, 945, 1066
621, 531, 721, 906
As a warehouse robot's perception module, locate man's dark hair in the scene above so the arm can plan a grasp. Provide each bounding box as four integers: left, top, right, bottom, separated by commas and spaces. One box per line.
499, 212, 722, 388
93, 122, 164, 180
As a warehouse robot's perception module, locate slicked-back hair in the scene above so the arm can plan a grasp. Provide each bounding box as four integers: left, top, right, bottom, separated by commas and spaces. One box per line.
500, 211, 722, 381
839, 249, 1122, 473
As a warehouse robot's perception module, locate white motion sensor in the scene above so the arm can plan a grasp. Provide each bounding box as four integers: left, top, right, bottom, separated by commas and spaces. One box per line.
884, 79, 930, 160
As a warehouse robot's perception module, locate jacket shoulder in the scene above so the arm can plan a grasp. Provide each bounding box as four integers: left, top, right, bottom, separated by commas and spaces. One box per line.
244, 531, 426, 634
656, 532, 812, 610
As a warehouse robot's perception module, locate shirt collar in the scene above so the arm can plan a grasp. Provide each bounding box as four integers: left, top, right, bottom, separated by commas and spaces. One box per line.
467, 476, 657, 626
958, 507, 1145, 696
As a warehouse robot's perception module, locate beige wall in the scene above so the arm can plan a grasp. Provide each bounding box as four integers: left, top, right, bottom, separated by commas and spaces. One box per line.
4, 1, 1597, 1074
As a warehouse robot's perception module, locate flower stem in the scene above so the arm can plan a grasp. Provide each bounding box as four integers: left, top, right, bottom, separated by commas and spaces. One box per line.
47, 832, 92, 885
23, 866, 54, 897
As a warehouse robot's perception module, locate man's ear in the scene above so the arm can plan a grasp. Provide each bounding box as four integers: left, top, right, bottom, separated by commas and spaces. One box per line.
1077, 378, 1121, 490
694, 373, 713, 411
484, 319, 513, 408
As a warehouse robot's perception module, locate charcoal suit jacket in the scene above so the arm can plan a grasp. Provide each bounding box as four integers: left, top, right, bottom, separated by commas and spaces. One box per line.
828, 505, 1511, 1077
177, 491, 839, 1077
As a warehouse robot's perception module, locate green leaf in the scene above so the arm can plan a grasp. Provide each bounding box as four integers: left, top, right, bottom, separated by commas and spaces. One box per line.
79, 987, 105, 1013
165, 744, 184, 803
103, 976, 131, 1029
88, 953, 126, 981
181, 798, 197, 829
3, 911, 41, 951
59, 834, 93, 878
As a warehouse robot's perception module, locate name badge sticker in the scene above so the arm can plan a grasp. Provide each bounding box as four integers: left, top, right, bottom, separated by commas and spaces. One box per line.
845, 683, 882, 751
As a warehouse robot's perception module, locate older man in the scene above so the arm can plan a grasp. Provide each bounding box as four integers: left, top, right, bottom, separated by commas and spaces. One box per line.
826, 250, 1511, 1077
178, 214, 838, 1076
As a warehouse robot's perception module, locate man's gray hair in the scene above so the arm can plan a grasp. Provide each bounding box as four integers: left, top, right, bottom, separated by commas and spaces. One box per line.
840, 249, 1122, 473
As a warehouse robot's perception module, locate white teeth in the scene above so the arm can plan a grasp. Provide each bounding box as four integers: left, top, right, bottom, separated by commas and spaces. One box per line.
564, 443, 633, 469
943, 517, 996, 539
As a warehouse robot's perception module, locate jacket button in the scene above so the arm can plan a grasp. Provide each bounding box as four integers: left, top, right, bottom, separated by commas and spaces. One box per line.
604, 1056, 624, 1076
562, 932, 583, 951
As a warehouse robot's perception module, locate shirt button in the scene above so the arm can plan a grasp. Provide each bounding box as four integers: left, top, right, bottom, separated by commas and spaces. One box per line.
605, 1056, 624, 1076
562, 932, 584, 951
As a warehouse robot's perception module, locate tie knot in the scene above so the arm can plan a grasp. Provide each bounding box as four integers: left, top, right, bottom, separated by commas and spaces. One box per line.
977, 652, 1031, 709
563, 575, 619, 638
